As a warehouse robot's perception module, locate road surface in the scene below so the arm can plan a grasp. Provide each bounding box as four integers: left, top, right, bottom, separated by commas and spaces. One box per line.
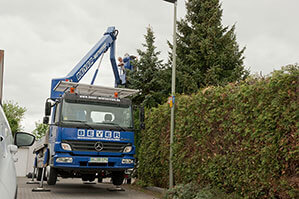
17, 177, 159, 199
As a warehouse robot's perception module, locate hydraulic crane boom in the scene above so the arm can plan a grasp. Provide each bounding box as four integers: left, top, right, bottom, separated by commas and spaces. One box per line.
50, 26, 122, 99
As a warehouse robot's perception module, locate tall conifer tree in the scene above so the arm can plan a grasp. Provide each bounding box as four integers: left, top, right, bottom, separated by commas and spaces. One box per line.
127, 26, 168, 108
174, 0, 249, 94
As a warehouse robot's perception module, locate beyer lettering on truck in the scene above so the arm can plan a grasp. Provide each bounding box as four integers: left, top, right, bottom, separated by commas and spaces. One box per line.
32, 27, 142, 187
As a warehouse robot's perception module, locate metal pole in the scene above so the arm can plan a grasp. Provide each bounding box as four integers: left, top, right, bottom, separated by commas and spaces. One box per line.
169, 0, 177, 189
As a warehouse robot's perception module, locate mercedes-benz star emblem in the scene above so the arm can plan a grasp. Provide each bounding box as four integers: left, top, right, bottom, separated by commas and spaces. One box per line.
94, 142, 104, 152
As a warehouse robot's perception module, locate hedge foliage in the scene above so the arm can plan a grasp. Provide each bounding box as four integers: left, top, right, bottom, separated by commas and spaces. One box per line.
163, 183, 240, 199
137, 65, 298, 199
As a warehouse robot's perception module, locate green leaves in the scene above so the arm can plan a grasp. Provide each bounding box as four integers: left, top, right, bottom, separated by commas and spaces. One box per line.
164, 183, 241, 199
3, 101, 26, 136
127, 26, 169, 108
32, 122, 49, 140
174, 0, 249, 94
138, 65, 298, 198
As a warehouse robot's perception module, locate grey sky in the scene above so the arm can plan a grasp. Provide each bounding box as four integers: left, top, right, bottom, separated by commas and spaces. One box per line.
0, 0, 298, 132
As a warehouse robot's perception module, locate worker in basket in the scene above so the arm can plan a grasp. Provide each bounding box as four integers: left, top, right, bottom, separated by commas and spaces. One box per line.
117, 54, 136, 86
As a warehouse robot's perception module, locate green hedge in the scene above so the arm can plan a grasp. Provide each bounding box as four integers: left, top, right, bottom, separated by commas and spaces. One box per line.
137, 65, 298, 199
163, 183, 241, 199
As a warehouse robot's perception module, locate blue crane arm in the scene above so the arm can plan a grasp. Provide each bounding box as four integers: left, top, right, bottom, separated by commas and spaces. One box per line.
50, 27, 121, 99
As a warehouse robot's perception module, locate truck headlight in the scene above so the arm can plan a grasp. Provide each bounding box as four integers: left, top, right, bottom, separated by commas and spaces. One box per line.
56, 157, 73, 163
123, 146, 132, 153
122, 159, 134, 164
61, 143, 72, 151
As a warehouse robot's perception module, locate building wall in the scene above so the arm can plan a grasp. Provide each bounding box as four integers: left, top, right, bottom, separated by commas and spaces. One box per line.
15, 143, 36, 177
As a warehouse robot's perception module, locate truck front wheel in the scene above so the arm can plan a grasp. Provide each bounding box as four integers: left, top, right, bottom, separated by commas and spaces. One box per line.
46, 166, 57, 185
111, 171, 124, 186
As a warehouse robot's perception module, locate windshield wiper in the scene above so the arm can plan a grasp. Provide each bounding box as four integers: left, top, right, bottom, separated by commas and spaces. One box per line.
64, 120, 94, 129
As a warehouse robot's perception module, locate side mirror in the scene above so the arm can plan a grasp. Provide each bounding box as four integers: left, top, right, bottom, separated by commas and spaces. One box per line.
43, 116, 49, 124
45, 101, 51, 116
14, 132, 35, 147
139, 106, 145, 130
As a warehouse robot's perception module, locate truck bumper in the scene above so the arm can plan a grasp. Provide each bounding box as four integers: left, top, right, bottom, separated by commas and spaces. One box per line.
52, 154, 134, 170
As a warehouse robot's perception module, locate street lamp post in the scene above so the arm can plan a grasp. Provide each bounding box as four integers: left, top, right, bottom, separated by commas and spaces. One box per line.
163, 0, 177, 189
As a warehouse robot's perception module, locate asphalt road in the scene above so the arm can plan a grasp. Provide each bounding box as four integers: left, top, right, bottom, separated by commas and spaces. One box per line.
17, 177, 159, 199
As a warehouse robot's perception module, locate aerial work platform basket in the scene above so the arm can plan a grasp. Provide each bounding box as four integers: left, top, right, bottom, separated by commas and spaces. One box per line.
54, 81, 140, 99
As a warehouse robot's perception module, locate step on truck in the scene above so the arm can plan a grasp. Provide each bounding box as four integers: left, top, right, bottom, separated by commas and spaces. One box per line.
32, 27, 142, 186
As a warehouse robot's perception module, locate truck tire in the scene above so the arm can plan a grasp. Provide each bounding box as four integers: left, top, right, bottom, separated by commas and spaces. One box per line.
36, 168, 43, 181
111, 171, 124, 186
47, 166, 57, 185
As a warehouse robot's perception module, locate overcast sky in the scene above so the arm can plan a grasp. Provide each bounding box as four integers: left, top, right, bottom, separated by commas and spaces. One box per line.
0, 0, 298, 132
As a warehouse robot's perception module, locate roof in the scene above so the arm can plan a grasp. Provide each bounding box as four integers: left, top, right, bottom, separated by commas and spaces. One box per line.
54, 81, 140, 99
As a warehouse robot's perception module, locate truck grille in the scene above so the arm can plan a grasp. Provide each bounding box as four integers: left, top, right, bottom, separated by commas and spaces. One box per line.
63, 140, 129, 153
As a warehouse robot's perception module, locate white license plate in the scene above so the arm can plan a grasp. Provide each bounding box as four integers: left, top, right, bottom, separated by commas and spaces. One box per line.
89, 157, 108, 163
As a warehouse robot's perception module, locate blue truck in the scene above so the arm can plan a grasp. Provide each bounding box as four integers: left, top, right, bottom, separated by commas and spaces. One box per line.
33, 27, 140, 186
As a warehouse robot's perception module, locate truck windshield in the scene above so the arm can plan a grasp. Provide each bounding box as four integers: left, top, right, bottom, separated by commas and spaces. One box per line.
61, 100, 133, 129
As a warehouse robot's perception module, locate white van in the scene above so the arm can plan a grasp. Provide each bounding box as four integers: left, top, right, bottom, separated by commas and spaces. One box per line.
0, 106, 35, 199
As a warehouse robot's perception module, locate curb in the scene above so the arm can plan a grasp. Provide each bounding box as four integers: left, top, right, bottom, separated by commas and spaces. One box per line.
145, 186, 167, 194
